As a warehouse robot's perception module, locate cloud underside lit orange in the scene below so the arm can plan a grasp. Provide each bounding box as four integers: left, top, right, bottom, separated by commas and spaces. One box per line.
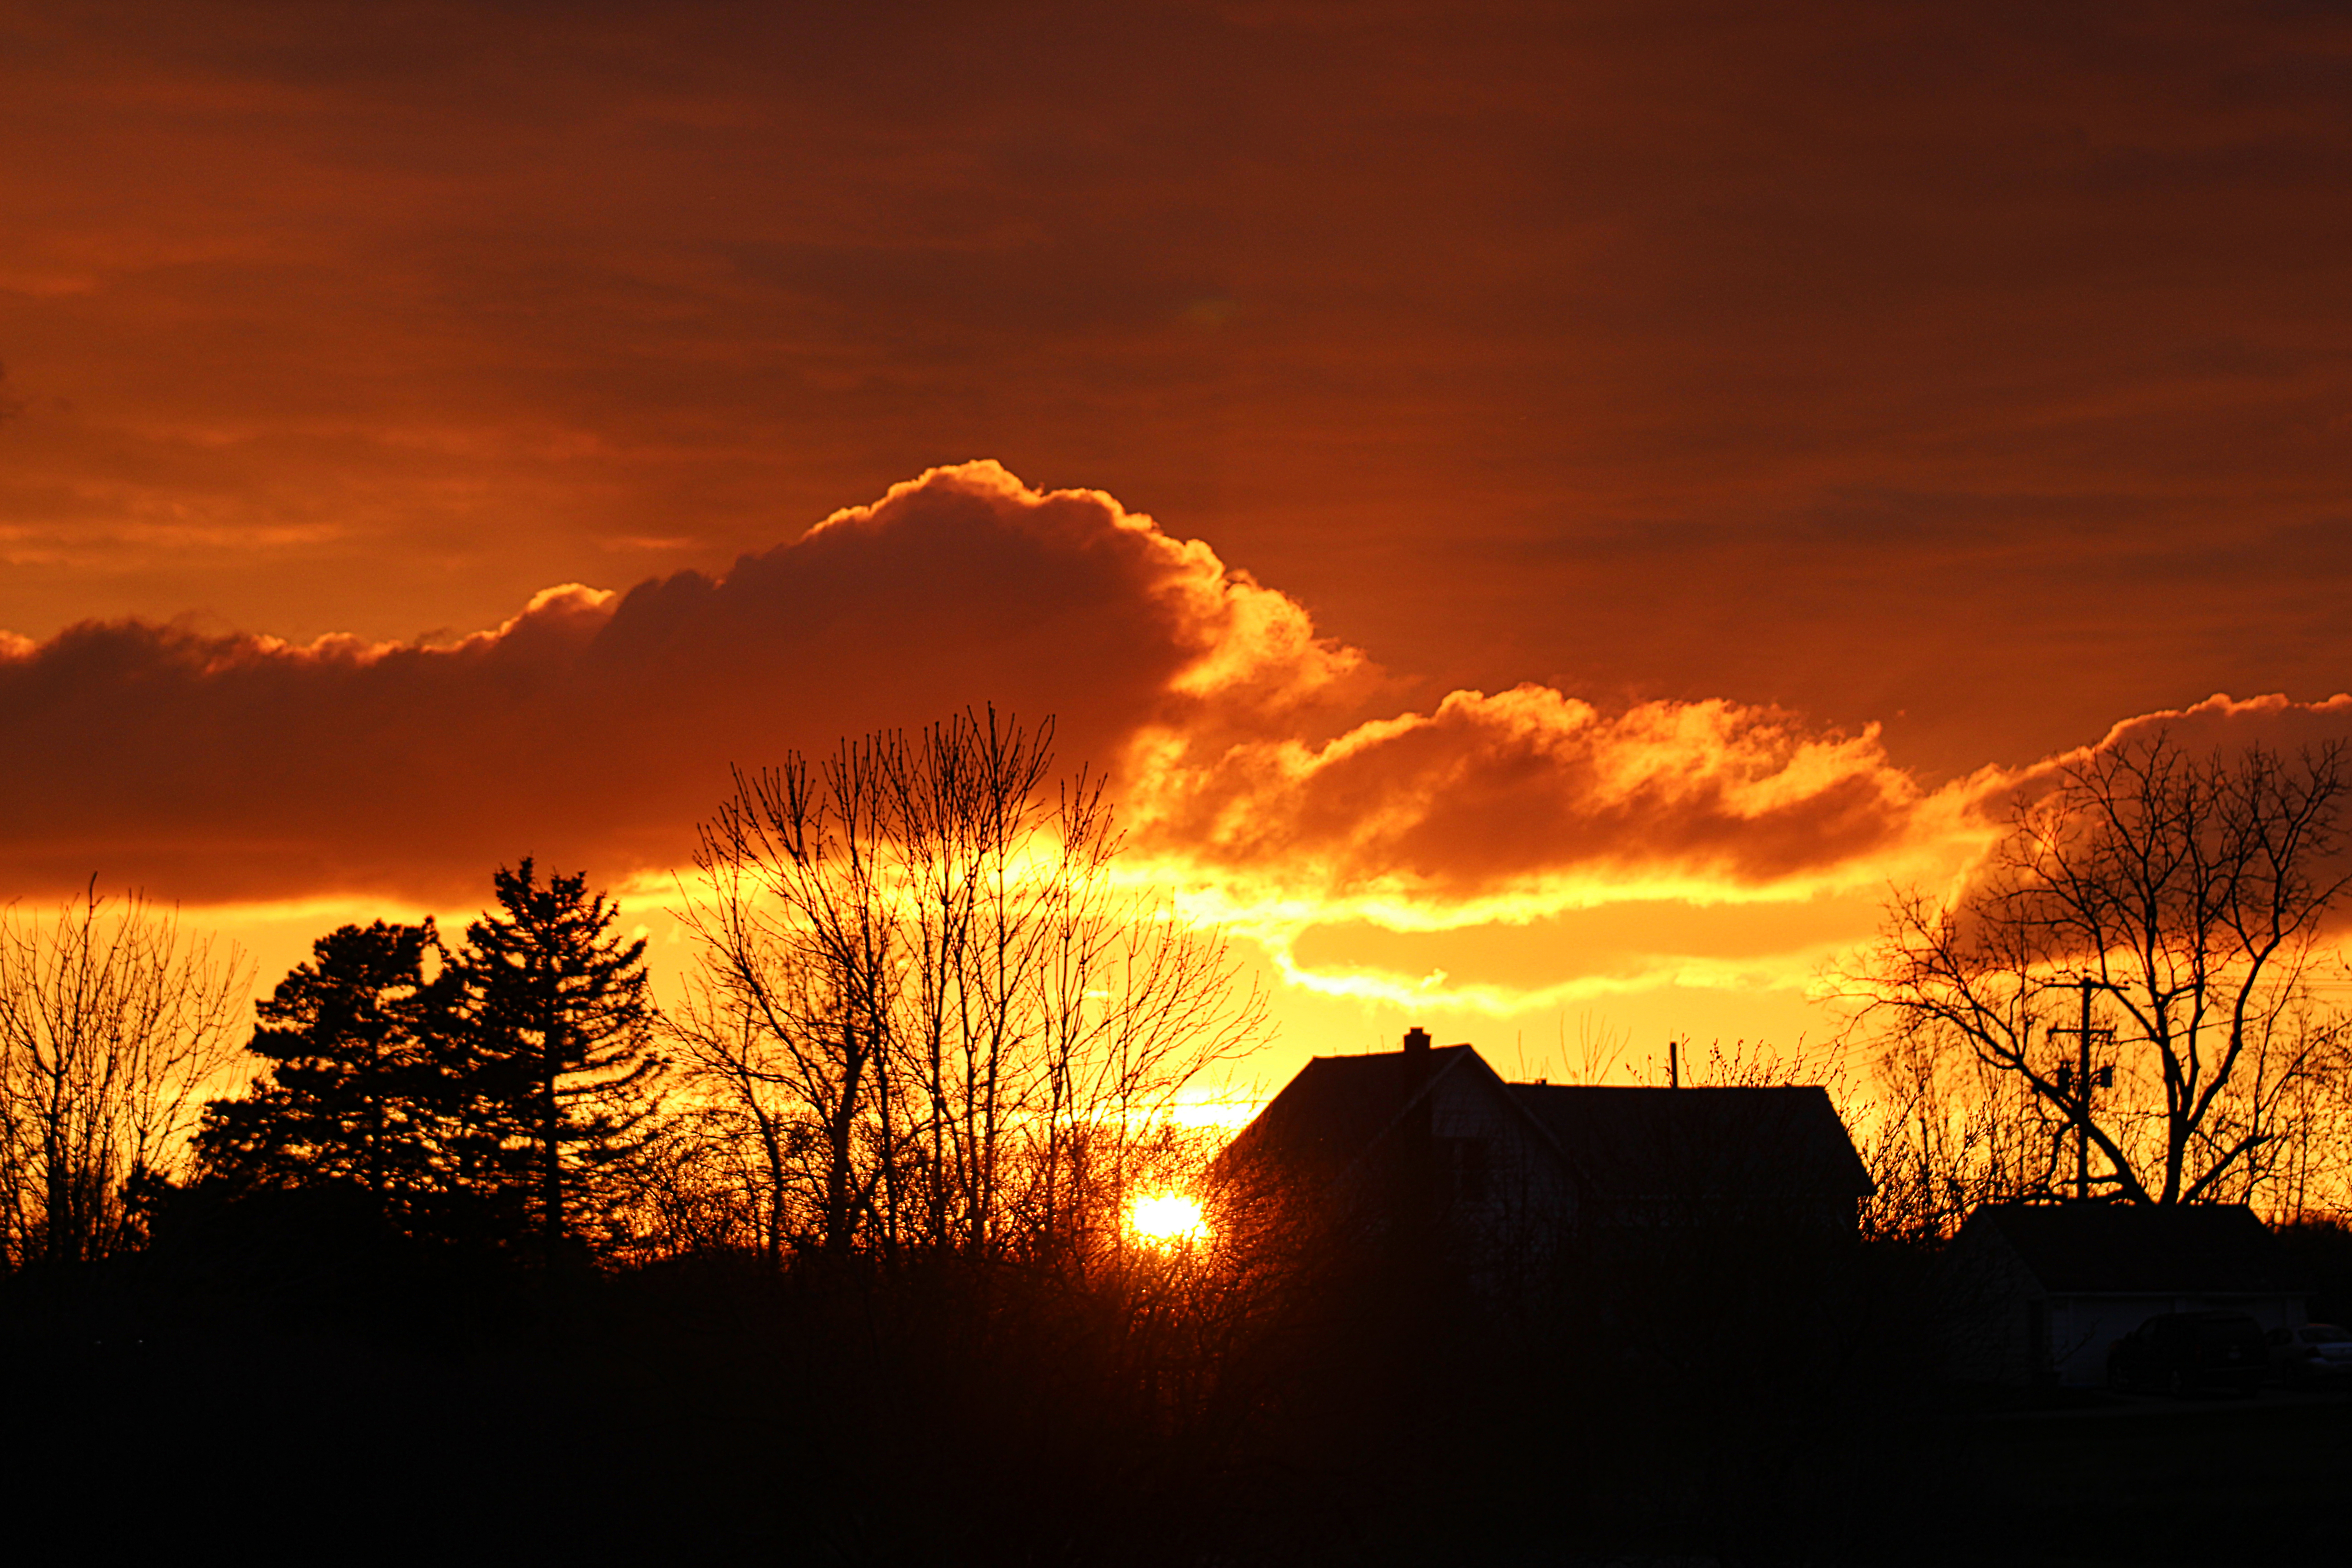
6, 462, 2348, 1019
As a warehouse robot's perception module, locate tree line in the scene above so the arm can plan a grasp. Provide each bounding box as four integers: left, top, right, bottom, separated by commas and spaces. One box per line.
0, 862, 656, 1270
0, 710, 1263, 1275
10, 720, 2352, 1278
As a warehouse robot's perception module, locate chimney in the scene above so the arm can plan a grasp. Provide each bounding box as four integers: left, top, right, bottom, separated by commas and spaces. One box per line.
1402, 1026, 1431, 1055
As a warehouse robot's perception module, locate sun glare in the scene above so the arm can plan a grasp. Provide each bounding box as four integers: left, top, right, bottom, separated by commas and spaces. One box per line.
1129, 1192, 1208, 1249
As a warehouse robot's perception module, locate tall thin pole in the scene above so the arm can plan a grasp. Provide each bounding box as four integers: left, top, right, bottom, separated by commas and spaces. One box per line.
2051, 975, 2112, 1201
2076, 976, 2093, 1203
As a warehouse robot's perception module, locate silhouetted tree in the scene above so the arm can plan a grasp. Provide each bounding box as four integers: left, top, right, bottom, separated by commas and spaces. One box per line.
671, 710, 1265, 1266
0, 887, 247, 1268
195, 921, 456, 1231
452, 861, 662, 1263
1841, 735, 2352, 1216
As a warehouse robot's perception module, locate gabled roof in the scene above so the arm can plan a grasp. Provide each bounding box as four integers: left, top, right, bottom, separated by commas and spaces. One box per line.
1214, 1045, 1486, 1182
1961, 1202, 2301, 1295
1509, 1084, 1875, 1199
1215, 1046, 1874, 1203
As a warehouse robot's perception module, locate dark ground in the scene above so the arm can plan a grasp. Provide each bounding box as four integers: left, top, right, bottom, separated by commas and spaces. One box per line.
5, 1250, 2347, 1566
1955, 1389, 2352, 1568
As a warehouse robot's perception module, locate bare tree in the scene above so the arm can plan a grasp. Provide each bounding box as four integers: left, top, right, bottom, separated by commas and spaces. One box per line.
670, 732, 900, 1259
669, 710, 1268, 1266
1838, 735, 2352, 1215
1851, 1024, 2071, 1241
0, 887, 249, 1268
662, 952, 859, 1263
604, 1102, 775, 1266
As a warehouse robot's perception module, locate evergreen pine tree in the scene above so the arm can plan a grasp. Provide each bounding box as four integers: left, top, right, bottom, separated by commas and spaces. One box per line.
196, 920, 455, 1231
450, 861, 662, 1264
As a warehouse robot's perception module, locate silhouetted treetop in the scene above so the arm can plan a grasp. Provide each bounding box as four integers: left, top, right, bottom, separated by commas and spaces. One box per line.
451, 860, 662, 1264
196, 919, 454, 1226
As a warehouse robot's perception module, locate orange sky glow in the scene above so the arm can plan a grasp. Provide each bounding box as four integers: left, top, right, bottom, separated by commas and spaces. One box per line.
6, 2, 2352, 1103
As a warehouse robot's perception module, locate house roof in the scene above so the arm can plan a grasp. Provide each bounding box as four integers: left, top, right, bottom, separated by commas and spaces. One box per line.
1215, 1045, 1481, 1182
1509, 1084, 1876, 1199
1962, 1202, 2302, 1295
1215, 1046, 1875, 1202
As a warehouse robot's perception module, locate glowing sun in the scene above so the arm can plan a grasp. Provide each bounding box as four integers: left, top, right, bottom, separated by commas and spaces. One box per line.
1129, 1192, 1208, 1248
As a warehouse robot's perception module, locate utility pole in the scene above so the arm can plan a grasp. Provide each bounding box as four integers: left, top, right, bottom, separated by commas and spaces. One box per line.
2049, 975, 2116, 1201
1668, 1037, 1680, 1088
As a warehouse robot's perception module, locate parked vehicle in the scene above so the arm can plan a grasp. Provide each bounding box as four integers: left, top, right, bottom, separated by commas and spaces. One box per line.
2106, 1310, 2266, 1396
2265, 1323, 2352, 1388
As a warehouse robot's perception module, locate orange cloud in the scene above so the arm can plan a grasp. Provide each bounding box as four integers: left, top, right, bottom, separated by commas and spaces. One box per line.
2016, 691, 2352, 789
0, 464, 1360, 903
11, 461, 2334, 1029
0, 464, 1955, 940
1130, 685, 1929, 908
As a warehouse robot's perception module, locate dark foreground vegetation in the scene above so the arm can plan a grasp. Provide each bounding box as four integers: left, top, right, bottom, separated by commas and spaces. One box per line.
12, 1213, 2352, 1564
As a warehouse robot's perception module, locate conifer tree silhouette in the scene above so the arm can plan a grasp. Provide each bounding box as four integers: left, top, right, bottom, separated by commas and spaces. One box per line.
451, 861, 661, 1264
197, 920, 454, 1231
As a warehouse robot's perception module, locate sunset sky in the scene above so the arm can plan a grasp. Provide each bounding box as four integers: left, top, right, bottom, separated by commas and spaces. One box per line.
6, 2, 2352, 1100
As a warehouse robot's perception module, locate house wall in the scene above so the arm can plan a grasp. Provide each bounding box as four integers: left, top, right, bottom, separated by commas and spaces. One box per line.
1940, 1227, 2049, 1387
1425, 1067, 1576, 1257
1585, 1192, 1859, 1235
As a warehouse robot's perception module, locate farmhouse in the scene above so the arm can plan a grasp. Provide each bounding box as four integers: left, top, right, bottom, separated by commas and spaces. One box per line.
1213, 1027, 1874, 1249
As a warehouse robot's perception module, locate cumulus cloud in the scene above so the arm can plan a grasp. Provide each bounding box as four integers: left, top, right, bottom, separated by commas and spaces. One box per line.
0, 464, 1362, 902
1117, 671, 1987, 1013
1130, 685, 1933, 911
27, 460, 2340, 1019
0, 463, 1982, 947
2018, 691, 2352, 789
1929, 691, 2352, 936
1199, 690, 2352, 1013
